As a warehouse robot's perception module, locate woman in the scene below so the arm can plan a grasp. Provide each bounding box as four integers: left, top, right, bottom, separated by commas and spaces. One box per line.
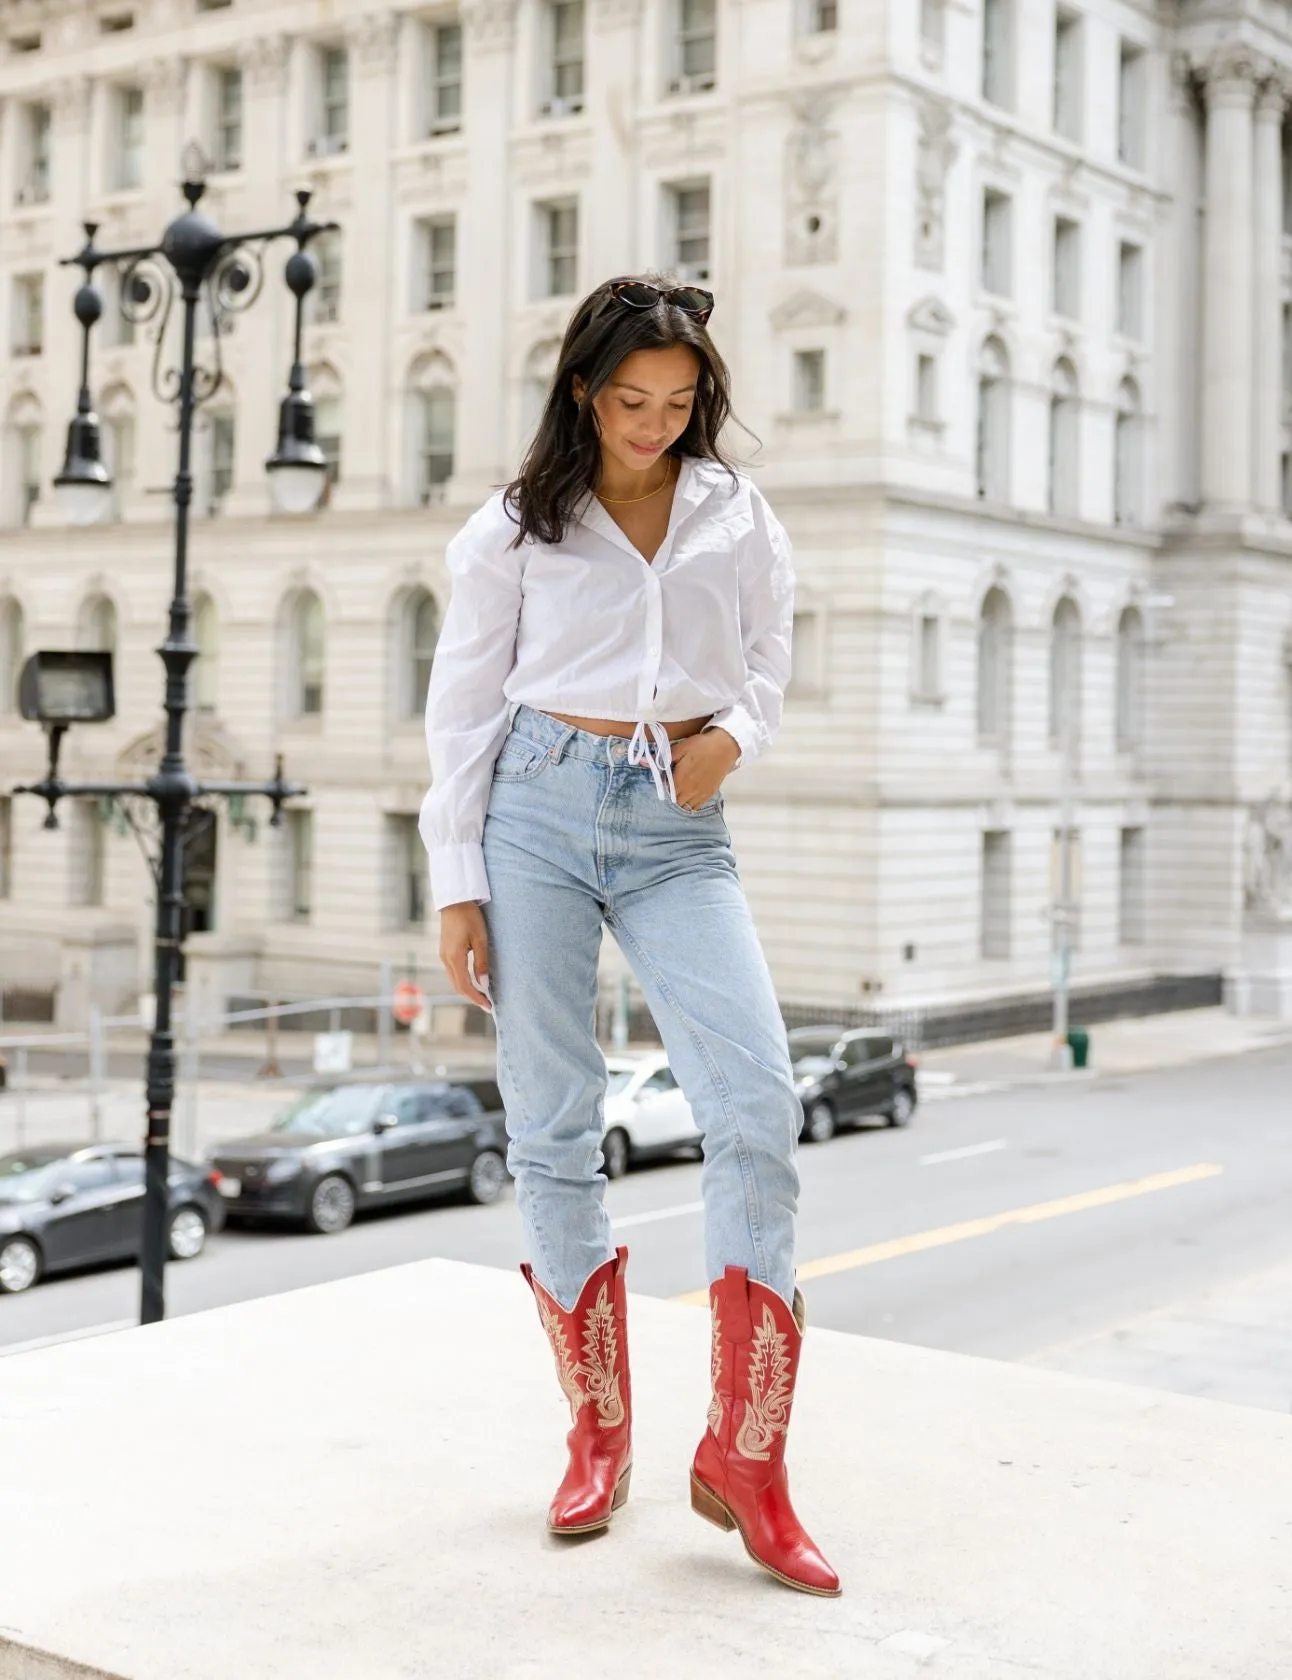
420, 276, 839, 1598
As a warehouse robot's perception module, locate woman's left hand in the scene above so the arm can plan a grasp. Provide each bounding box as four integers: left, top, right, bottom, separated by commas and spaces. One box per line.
671, 728, 741, 811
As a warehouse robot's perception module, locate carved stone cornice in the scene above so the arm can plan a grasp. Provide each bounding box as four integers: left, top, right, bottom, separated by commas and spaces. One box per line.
461, 0, 518, 51
141, 55, 187, 115
1254, 69, 1290, 124
239, 34, 291, 92
347, 12, 400, 73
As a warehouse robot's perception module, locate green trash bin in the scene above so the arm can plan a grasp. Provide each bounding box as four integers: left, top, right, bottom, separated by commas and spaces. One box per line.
1066, 1028, 1089, 1069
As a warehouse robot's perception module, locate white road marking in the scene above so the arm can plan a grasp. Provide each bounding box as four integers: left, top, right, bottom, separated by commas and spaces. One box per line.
0, 1318, 135, 1358
611, 1199, 705, 1230
920, 1139, 1008, 1166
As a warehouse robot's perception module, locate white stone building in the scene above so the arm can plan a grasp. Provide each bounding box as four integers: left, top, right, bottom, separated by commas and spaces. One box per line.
1, 0, 1291, 1030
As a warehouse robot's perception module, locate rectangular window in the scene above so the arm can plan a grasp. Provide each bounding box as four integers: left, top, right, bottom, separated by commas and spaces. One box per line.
101, 12, 134, 33
1053, 8, 1082, 141
319, 47, 349, 151
793, 349, 826, 413
0, 796, 11, 900
1118, 41, 1146, 170
981, 189, 1012, 297
1053, 217, 1081, 319
981, 0, 1011, 109
671, 181, 711, 281
547, 0, 585, 110
389, 815, 426, 929
429, 22, 463, 131
1050, 826, 1083, 951
919, 0, 944, 62
673, 0, 716, 89
17, 425, 41, 525
420, 388, 456, 500
806, 0, 836, 33
980, 831, 1012, 959
117, 86, 144, 190
915, 353, 938, 423
210, 414, 235, 509
918, 614, 940, 698
419, 215, 457, 309
18, 102, 51, 205
1117, 242, 1143, 339
287, 810, 314, 922
216, 67, 243, 172
315, 399, 342, 488
12, 273, 44, 357
1119, 826, 1146, 946
106, 414, 136, 518
539, 198, 579, 297
312, 229, 343, 324
69, 801, 105, 909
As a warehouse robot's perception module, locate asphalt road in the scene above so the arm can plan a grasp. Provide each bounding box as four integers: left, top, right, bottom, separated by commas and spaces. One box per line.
3, 1046, 1290, 1404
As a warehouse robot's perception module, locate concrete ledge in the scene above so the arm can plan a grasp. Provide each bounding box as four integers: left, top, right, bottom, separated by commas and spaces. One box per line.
1, 1259, 1291, 1679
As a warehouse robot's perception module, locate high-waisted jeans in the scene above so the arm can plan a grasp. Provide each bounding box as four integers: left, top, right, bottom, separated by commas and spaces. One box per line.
481, 705, 801, 1311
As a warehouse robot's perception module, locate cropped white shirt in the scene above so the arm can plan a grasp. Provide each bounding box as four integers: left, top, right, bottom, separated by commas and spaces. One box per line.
420, 456, 795, 910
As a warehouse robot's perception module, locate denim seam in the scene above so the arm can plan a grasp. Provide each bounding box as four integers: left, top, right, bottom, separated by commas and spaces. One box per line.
493, 1001, 570, 1306
607, 911, 769, 1286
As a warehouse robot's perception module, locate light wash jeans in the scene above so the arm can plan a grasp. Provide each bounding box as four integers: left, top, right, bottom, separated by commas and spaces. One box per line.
482, 705, 801, 1311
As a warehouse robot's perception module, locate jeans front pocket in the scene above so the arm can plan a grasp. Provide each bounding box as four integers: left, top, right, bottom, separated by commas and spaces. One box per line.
492, 734, 554, 785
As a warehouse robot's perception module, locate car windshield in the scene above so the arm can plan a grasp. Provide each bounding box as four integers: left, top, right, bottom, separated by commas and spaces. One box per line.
791, 1055, 836, 1078
0, 1152, 64, 1203
269, 1087, 381, 1138
789, 1035, 838, 1070
604, 1070, 638, 1100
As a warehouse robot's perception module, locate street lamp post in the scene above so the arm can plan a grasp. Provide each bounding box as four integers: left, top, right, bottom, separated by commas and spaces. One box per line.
11, 178, 336, 1326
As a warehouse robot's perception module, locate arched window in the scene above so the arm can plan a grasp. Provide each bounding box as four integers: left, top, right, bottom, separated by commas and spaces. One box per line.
309, 362, 343, 494
1049, 596, 1082, 756
1048, 358, 1080, 516
193, 592, 218, 713
1114, 378, 1141, 526
77, 593, 118, 658
1115, 604, 1145, 751
521, 339, 561, 450
975, 338, 1010, 502
286, 589, 325, 719
976, 586, 1013, 746
401, 588, 441, 719
408, 354, 456, 505
3, 393, 43, 528
0, 596, 23, 714
100, 383, 136, 521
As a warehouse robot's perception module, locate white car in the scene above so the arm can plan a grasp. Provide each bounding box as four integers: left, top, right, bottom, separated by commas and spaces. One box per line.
600, 1053, 702, 1179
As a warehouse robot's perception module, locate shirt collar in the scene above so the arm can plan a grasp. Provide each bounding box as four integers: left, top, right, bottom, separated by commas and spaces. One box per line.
575, 455, 722, 561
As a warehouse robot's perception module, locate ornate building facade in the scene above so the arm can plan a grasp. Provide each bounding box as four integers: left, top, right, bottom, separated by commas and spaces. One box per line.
1, 0, 1291, 1027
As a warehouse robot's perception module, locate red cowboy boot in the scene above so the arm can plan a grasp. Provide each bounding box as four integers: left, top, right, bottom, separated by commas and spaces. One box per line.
691, 1266, 840, 1596
521, 1246, 633, 1535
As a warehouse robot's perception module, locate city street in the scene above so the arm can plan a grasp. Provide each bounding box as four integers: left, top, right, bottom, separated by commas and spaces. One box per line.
3, 1041, 1290, 1414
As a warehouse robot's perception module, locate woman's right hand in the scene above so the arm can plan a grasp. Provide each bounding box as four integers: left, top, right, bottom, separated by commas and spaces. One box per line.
439, 901, 493, 1011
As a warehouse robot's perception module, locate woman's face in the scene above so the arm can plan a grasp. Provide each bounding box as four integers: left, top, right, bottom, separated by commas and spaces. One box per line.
575, 345, 701, 476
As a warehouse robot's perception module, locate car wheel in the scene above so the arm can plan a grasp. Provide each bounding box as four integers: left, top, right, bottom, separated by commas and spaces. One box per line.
803, 1101, 836, 1144
466, 1150, 507, 1206
307, 1173, 356, 1235
167, 1206, 208, 1261
887, 1087, 916, 1128
0, 1235, 42, 1295
602, 1128, 631, 1180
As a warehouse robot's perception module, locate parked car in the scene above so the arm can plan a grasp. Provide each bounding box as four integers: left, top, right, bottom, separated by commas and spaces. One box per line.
0, 1143, 225, 1296
787, 1027, 918, 1143
208, 1078, 511, 1234
601, 1052, 702, 1178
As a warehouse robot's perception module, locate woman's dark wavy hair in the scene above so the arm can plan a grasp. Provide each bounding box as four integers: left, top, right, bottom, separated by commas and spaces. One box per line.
503, 274, 739, 548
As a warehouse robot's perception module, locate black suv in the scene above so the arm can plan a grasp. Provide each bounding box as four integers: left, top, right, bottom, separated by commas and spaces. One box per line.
787, 1027, 918, 1143
209, 1078, 510, 1234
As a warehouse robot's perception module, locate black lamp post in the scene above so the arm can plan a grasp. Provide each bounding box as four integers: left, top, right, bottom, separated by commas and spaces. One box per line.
11, 179, 337, 1326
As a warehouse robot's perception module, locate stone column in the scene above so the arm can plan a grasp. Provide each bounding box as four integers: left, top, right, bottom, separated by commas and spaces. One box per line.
585, 0, 643, 279
1200, 46, 1258, 512
1159, 53, 1202, 515
454, 0, 517, 503
1253, 73, 1286, 511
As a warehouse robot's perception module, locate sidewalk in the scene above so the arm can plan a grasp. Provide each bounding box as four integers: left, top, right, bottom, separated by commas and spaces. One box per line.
1, 1258, 1289, 1679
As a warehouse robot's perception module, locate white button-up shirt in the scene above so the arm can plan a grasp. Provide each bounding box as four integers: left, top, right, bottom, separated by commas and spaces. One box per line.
420, 456, 795, 909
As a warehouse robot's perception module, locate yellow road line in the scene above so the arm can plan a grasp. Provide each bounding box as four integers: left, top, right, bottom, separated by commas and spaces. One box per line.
672, 1162, 1224, 1305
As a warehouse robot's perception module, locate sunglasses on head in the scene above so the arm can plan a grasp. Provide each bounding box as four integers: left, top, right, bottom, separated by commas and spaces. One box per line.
605, 279, 716, 325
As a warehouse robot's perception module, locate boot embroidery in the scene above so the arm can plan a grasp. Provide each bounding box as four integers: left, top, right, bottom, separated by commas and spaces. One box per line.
706, 1307, 724, 1436
735, 1303, 792, 1462
537, 1294, 587, 1424
581, 1284, 625, 1429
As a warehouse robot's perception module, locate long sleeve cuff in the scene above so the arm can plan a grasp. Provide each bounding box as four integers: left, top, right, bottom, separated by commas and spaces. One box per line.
430, 842, 491, 911
704, 705, 759, 768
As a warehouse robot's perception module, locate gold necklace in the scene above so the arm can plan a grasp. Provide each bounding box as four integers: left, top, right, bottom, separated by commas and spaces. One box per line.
595, 457, 676, 505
